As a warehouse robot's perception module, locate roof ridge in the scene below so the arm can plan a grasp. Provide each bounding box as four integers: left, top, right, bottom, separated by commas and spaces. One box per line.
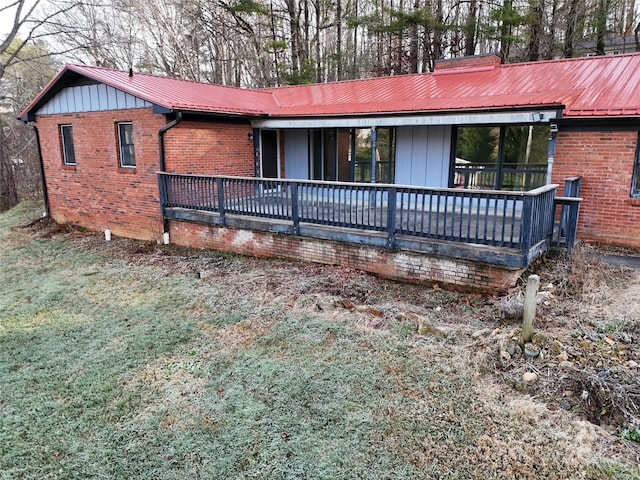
498, 51, 640, 69
67, 63, 270, 94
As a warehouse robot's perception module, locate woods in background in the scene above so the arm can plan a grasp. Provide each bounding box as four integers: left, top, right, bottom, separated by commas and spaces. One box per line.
40, 0, 640, 87
0, 0, 639, 210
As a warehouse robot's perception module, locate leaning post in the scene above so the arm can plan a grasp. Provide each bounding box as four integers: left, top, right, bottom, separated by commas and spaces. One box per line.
521, 274, 540, 344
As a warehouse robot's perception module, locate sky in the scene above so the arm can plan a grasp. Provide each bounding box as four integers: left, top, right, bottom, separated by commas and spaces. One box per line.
0, 0, 39, 37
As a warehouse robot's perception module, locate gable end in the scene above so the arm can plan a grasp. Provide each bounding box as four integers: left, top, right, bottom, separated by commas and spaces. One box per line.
36, 84, 153, 116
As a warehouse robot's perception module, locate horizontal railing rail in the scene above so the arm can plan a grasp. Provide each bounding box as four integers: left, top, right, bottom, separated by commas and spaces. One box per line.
158, 172, 559, 265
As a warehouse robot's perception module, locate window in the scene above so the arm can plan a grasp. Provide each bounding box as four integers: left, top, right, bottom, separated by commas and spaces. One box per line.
350, 127, 396, 183
60, 125, 76, 165
631, 133, 640, 197
117, 122, 136, 168
452, 125, 548, 191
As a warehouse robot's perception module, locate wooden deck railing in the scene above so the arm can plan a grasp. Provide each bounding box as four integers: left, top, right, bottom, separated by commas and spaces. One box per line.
158, 173, 561, 267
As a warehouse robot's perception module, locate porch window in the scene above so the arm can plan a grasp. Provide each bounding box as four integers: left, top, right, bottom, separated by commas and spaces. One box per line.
631, 133, 640, 197
117, 122, 136, 168
60, 124, 76, 165
452, 125, 548, 191
351, 127, 396, 183
309, 129, 336, 181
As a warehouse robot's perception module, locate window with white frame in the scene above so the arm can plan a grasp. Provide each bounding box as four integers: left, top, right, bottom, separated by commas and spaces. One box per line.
60, 124, 76, 165
117, 122, 136, 168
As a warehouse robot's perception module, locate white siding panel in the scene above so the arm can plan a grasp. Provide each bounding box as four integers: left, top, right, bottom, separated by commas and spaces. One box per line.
36, 85, 152, 115
284, 130, 309, 179
395, 125, 452, 188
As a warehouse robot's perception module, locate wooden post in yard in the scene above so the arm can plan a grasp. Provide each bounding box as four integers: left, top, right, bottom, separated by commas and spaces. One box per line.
521, 274, 540, 344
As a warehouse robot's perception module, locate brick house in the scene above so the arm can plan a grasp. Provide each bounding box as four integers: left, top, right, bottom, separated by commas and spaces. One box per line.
18, 53, 640, 290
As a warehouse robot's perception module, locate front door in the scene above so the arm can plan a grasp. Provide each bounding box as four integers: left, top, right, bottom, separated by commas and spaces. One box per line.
261, 130, 279, 178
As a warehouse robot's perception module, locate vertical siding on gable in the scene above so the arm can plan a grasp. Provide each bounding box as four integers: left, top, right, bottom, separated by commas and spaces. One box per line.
284, 129, 309, 180
36, 84, 152, 115
396, 125, 451, 187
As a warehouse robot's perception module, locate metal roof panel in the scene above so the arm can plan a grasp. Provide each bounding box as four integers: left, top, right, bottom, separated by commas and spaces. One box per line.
20, 53, 640, 121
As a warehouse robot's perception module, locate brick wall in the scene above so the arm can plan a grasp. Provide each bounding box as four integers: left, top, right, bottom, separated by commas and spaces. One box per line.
552, 130, 640, 248
168, 220, 523, 292
36, 108, 167, 240
163, 120, 255, 176
36, 112, 258, 241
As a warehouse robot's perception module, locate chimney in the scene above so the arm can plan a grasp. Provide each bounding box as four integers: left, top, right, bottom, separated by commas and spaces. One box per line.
434, 53, 502, 71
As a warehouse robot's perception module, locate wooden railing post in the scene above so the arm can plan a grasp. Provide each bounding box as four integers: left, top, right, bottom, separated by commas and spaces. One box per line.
565, 198, 581, 254
216, 177, 226, 226
157, 173, 167, 213
291, 182, 300, 235
520, 194, 534, 266
387, 186, 397, 249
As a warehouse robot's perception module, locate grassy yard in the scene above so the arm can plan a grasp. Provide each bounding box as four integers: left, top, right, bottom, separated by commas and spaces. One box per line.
1, 203, 638, 479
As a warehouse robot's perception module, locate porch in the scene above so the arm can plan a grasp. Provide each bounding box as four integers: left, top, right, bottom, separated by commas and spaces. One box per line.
157, 173, 581, 270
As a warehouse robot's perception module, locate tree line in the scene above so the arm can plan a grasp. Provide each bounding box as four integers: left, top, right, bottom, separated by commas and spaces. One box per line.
1, 0, 639, 210
44, 0, 640, 86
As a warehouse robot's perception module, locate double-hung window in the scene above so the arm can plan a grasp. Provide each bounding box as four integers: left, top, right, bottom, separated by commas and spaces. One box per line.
117, 122, 136, 168
60, 124, 76, 165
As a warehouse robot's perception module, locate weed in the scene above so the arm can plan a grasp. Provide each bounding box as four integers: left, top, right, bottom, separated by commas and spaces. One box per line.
619, 424, 640, 443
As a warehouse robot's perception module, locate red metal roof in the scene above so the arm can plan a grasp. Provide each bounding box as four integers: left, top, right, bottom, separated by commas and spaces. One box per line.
20, 64, 278, 118
19, 53, 640, 120
263, 53, 640, 117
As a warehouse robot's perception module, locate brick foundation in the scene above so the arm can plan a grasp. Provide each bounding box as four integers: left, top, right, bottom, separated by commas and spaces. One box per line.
552, 130, 640, 248
168, 220, 523, 292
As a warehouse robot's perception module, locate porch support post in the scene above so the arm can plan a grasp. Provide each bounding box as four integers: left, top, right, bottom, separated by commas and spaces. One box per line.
216, 177, 226, 226
546, 126, 557, 185
291, 181, 300, 235
350, 129, 356, 181
386, 186, 397, 249
370, 127, 377, 183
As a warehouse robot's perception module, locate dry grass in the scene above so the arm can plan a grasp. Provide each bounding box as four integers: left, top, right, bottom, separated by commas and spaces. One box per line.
1, 205, 639, 479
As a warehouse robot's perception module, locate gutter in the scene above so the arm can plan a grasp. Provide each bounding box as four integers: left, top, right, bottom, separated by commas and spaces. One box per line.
157, 112, 182, 235
29, 123, 50, 218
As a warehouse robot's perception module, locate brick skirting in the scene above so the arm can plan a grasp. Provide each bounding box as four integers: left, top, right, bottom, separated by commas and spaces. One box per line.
168, 220, 523, 293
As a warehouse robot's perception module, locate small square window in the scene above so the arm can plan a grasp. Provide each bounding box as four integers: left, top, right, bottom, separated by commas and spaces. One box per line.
60, 124, 76, 165
117, 122, 136, 168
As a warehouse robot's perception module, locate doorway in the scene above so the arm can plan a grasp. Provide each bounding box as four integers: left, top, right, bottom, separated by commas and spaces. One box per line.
261, 130, 279, 178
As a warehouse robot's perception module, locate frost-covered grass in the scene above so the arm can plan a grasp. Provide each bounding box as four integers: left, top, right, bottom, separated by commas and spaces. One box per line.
0, 203, 638, 479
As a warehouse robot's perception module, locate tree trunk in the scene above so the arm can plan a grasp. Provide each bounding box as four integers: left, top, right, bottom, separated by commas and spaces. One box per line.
0, 129, 19, 212
563, 0, 580, 57
595, 0, 609, 55
464, 0, 478, 56
336, 0, 342, 80
527, 0, 544, 61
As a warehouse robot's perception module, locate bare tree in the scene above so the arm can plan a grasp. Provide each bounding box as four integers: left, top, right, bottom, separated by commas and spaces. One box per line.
0, 0, 80, 212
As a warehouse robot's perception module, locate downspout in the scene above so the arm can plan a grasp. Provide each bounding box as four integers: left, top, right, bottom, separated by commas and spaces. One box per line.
29, 123, 49, 218
158, 112, 183, 235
